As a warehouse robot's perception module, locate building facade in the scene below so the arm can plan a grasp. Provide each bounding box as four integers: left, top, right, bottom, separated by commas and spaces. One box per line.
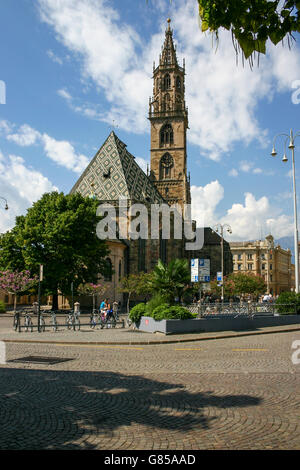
230, 235, 294, 295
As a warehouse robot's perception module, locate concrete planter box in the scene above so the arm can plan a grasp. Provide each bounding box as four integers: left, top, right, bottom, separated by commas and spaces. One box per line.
137, 315, 300, 335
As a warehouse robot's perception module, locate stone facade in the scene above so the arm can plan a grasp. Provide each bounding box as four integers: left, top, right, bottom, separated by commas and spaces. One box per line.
230, 235, 294, 295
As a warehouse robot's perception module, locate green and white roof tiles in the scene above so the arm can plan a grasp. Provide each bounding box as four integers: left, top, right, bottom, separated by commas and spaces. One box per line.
70, 131, 164, 205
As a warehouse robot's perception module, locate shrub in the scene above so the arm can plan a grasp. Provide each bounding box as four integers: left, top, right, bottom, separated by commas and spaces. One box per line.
0, 301, 6, 313
151, 305, 193, 321
145, 294, 170, 317
129, 303, 147, 324
275, 292, 300, 315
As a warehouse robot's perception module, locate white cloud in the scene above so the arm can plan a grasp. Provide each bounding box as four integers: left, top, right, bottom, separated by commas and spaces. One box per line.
57, 88, 72, 101
37, 0, 300, 160
228, 169, 238, 177
7, 124, 41, 147
135, 156, 149, 174
0, 151, 58, 233
191, 180, 224, 228
47, 49, 63, 65
41, 134, 89, 174
191, 181, 294, 240
1, 120, 89, 174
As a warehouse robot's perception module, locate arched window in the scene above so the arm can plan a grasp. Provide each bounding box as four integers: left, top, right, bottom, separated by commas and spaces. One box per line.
160, 123, 174, 146
118, 260, 122, 281
163, 74, 171, 90
160, 153, 174, 180
162, 93, 171, 111
176, 76, 181, 90
175, 94, 182, 111
104, 258, 112, 282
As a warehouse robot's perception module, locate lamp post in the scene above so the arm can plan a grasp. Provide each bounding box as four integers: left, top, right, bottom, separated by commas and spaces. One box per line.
214, 223, 232, 303
0, 197, 8, 210
271, 129, 299, 293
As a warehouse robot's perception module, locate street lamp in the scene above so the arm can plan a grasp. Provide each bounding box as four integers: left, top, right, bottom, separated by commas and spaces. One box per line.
0, 197, 8, 210
214, 223, 232, 303
271, 129, 299, 293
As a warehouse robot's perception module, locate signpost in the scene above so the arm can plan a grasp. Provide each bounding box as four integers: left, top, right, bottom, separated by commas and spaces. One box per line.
191, 259, 210, 304
37, 264, 43, 333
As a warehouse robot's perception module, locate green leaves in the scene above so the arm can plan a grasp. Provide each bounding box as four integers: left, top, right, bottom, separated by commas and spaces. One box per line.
197, 0, 299, 63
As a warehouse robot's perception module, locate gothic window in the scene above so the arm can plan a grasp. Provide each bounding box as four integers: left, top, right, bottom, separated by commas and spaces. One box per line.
119, 260, 122, 281
162, 93, 171, 111
160, 123, 174, 146
175, 94, 182, 111
159, 232, 167, 264
160, 153, 174, 179
163, 73, 171, 90
104, 258, 112, 282
176, 76, 181, 89
138, 238, 146, 272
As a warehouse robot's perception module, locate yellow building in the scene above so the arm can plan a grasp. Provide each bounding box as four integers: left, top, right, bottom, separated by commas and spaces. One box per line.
230, 235, 294, 295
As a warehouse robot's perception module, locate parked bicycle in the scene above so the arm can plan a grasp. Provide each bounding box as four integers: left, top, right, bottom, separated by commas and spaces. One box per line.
50, 311, 58, 332
13, 311, 20, 331
24, 312, 33, 332
90, 309, 99, 329
66, 310, 80, 331
38, 311, 46, 332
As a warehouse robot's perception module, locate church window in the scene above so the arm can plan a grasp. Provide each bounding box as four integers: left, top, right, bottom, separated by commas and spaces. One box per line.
160, 153, 174, 179
138, 238, 146, 272
176, 76, 181, 89
119, 260, 122, 281
163, 74, 171, 90
160, 123, 173, 145
159, 232, 167, 264
104, 258, 113, 282
162, 93, 171, 111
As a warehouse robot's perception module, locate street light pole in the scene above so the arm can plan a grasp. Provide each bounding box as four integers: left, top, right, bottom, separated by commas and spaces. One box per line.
214, 223, 232, 303
271, 129, 299, 293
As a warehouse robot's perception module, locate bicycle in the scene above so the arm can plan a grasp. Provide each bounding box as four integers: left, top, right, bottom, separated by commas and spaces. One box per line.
90, 310, 99, 329
13, 311, 20, 331
66, 311, 74, 330
66, 311, 80, 331
24, 312, 33, 332
38, 311, 46, 332
49, 311, 58, 332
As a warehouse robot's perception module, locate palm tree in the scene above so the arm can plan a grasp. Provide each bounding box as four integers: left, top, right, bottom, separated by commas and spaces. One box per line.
149, 259, 190, 304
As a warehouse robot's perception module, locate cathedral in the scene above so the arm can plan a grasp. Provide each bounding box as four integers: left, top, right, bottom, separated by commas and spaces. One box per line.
69, 20, 233, 306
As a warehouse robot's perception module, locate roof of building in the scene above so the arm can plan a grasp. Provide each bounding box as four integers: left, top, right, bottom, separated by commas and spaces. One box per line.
70, 131, 165, 204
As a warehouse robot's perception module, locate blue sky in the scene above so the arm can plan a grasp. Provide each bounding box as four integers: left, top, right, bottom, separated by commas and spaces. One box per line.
0, 0, 300, 242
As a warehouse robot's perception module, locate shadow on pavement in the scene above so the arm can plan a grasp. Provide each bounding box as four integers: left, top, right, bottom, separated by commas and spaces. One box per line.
0, 367, 262, 450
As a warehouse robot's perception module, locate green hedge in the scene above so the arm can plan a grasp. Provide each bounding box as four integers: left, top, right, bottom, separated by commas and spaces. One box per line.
0, 301, 6, 313
275, 292, 300, 314
129, 303, 147, 324
151, 305, 193, 321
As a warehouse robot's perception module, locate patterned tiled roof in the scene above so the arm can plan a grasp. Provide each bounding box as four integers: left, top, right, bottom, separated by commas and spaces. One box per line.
70, 131, 165, 204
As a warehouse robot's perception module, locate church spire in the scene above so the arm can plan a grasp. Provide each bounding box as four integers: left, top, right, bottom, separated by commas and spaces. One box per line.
148, 20, 191, 209
160, 19, 178, 67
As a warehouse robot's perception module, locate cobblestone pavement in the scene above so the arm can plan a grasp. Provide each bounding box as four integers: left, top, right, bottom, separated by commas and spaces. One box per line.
0, 329, 300, 450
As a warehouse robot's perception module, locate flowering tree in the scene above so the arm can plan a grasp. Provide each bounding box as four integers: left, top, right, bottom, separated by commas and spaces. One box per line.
0, 270, 38, 311
77, 283, 106, 310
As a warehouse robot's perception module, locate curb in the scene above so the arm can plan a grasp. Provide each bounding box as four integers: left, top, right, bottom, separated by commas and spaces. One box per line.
2, 326, 300, 346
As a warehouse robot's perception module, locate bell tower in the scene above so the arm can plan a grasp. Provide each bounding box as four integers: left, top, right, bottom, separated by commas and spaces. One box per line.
148, 19, 191, 209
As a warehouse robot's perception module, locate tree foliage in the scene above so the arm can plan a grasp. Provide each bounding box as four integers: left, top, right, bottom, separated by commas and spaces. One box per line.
147, 258, 191, 304
210, 271, 266, 297
198, 0, 300, 64
0, 192, 109, 309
